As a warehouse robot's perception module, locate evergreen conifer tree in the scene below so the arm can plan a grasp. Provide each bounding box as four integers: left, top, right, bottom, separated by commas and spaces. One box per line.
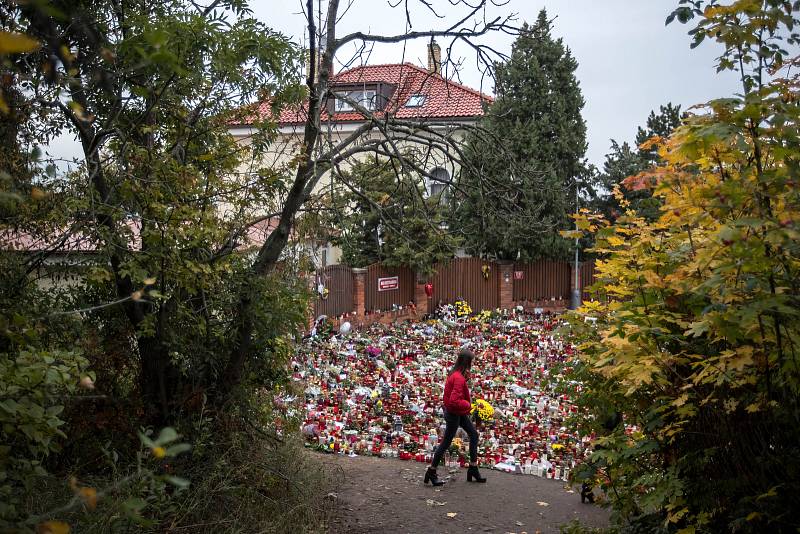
452, 9, 587, 261
592, 103, 683, 221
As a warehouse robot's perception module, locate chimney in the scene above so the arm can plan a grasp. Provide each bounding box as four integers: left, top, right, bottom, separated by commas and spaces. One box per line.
427, 39, 441, 75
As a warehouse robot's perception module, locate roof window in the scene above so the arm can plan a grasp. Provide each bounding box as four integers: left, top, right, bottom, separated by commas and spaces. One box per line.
404, 94, 426, 108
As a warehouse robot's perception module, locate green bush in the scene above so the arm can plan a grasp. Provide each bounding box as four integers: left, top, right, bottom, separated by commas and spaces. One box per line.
0, 348, 90, 522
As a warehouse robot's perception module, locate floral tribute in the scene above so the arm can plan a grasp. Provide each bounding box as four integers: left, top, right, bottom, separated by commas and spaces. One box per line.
471, 399, 495, 422
454, 299, 472, 318
292, 311, 597, 479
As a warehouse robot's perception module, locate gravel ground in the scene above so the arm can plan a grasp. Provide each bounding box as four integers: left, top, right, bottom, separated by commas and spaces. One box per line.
320, 454, 609, 534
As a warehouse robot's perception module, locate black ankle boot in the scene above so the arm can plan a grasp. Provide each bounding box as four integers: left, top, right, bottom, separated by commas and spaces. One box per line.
467, 465, 487, 483
424, 467, 444, 486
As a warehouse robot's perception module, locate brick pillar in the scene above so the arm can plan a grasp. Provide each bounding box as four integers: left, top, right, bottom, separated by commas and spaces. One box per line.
498, 261, 514, 312
307, 273, 317, 330
352, 267, 366, 318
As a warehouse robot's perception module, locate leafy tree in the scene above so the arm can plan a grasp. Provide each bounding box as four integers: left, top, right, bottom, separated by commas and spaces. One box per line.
565, 2, 800, 532
452, 9, 588, 261
1, 0, 308, 424
1, 0, 519, 527
330, 157, 460, 274
1, 2, 307, 523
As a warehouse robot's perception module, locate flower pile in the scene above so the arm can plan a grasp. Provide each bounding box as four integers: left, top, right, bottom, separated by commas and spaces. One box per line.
471, 310, 492, 323
454, 300, 472, 318
292, 311, 592, 479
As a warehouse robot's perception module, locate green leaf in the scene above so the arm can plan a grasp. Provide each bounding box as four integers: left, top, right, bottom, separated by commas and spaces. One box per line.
163, 475, 190, 488
154, 427, 178, 445
164, 443, 191, 457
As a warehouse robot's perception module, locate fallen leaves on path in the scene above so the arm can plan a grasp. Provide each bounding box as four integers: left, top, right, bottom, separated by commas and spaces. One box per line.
536, 501, 549, 506
425, 499, 447, 506
446, 512, 457, 518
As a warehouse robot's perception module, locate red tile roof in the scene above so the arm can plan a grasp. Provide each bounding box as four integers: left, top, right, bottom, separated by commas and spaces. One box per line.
1, 218, 277, 254
240, 63, 492, 126
1, 220, 142, 254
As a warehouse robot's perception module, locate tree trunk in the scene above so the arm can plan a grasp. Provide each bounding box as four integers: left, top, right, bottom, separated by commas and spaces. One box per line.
137, 334, 182, 424
214, 0, 340, 404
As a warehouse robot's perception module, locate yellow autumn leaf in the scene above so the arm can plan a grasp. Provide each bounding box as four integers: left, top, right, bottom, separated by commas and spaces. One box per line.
745, 402, 761, 413
746, 511, 761, 521
152, 446, 166, 458
0, 31, 40, 55
78, 487, 98, 510
672, 394, 689, 407
643, 270, 665, 288
725, 346, 754, 371
37, 521, 70, 534
31, 186, 48, 200
606, 235, 626, 247
59, 44, 76, 63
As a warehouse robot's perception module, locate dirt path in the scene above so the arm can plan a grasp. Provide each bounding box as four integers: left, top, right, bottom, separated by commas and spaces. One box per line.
321, 454, 609, 534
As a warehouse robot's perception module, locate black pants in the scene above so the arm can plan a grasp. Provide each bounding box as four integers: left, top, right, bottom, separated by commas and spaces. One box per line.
430, 410, 479, 468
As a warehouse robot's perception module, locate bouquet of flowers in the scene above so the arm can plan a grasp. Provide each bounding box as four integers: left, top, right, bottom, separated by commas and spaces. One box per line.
455, 300, 472, 318
470, 399, 495, 422
471, 310, 492, 323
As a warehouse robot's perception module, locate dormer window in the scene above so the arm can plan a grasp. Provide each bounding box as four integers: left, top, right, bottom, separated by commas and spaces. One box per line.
335, 89, 377, 112
427, 167, 450, 198
405, 94, 426, 108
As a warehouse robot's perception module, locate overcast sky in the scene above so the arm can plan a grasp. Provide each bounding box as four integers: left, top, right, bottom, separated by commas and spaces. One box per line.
47, 0, 742, 169
257, 0, 742, 167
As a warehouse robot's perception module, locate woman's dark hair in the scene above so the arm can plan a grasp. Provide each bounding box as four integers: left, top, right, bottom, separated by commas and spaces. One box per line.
450, 348, 475, 377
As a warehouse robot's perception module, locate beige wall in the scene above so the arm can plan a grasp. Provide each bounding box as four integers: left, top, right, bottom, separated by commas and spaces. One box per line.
228, 118, 475, 267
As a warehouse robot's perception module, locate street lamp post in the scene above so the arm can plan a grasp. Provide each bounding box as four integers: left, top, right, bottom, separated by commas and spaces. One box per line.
570, 179, 581, 310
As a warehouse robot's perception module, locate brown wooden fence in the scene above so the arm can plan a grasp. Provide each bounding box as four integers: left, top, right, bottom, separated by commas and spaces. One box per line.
428, 257, 500, 312
313, 264, 353, 318
310, 258, 598, 323
364, 263, 415, 313
512, 260, 572, 303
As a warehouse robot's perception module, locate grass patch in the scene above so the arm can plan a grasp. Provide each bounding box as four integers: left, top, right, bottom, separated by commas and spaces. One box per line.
23, 433, 337, 533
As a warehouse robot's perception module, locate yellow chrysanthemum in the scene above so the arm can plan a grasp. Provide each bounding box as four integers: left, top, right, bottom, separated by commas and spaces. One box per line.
470, 399, 494, 421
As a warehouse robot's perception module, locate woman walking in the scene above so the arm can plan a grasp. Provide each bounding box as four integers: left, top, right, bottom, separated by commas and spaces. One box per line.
424, 348, 487, 486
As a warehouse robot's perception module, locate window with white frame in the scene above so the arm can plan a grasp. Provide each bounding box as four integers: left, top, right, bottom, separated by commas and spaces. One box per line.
428, 167, 450, 197
404, 94, 426, 107
335, 89, 377, 112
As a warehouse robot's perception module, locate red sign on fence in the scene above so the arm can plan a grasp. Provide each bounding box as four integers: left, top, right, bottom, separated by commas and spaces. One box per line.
514, 271, 524, 280
378, 276, 399, 292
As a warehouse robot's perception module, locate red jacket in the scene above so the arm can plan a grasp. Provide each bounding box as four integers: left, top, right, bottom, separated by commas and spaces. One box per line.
443, 370, 472, 415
